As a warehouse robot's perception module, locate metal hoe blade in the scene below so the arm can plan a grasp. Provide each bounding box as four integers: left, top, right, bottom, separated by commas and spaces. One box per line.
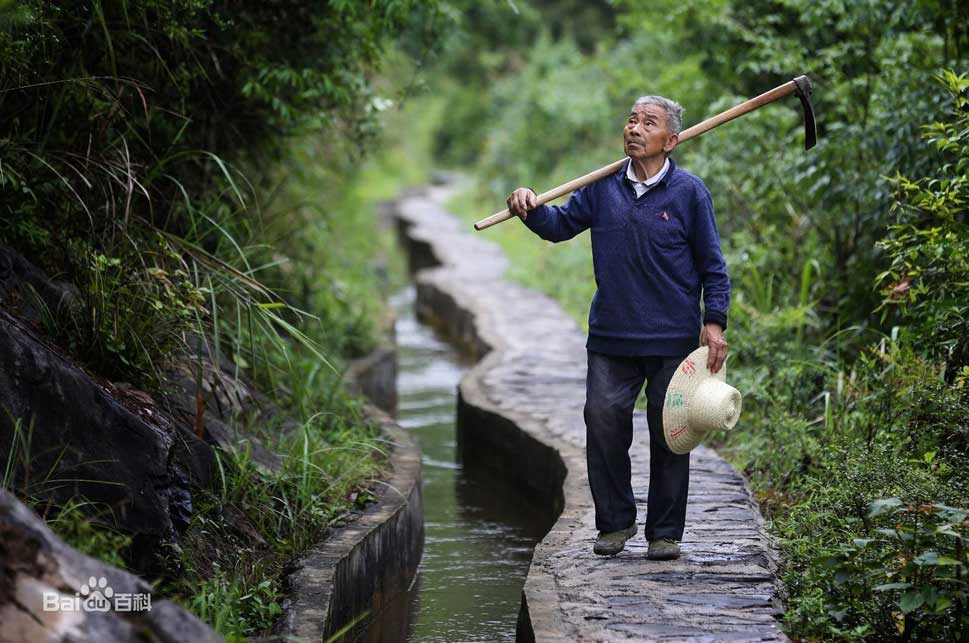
793, 75, 817, 150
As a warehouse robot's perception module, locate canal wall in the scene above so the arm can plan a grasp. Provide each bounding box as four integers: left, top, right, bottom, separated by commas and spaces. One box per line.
392, 182, 790, 642
276, 326, 425, 642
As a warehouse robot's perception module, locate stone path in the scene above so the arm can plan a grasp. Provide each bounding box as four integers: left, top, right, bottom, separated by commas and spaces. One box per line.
392, 181, 788, 642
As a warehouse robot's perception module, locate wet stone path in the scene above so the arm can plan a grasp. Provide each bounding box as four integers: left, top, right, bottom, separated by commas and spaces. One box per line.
392, 182, 788, 642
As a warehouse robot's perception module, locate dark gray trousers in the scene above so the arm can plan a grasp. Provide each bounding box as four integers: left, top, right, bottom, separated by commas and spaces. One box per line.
584, 349, 691, 540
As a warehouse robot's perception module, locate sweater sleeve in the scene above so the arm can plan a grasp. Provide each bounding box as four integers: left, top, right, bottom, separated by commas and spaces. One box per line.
690, 185, 731, 329
521, 184, 594, 242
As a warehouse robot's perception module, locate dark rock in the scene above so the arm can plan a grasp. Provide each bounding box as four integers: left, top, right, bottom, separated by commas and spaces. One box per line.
0, 246, 81, 327
158, 338, 286, 474
0, 489, 223, 643
0, 310, 210, 543
161, 346, 263, 424
194, 412, 281, 473
344, 342, 398, 417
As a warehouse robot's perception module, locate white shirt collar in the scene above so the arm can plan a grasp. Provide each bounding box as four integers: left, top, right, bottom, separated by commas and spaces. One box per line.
626, 156, 670, 187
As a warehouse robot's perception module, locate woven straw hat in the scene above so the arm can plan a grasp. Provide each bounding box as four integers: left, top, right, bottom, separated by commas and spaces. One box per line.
662, 346, 742, 454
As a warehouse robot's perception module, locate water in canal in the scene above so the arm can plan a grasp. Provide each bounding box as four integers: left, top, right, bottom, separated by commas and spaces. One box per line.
361, 286, 549, 642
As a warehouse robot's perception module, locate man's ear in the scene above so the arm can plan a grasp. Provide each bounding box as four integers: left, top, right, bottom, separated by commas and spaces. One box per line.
664, 133, 679, 153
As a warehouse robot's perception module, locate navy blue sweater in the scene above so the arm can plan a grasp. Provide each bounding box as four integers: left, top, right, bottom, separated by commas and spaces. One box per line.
522, 157, 730, 356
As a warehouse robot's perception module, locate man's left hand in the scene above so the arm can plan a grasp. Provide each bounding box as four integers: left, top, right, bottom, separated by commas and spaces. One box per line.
700, 322, 727, 374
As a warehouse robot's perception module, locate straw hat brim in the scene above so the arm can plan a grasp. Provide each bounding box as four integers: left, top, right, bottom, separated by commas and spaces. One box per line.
662, 346, 741, 454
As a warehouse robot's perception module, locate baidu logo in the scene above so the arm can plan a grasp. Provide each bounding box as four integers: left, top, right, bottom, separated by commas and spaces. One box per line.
43, 576, 152, 613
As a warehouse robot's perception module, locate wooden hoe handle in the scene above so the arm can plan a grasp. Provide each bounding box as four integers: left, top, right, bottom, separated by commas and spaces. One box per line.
474, 76, 808, 231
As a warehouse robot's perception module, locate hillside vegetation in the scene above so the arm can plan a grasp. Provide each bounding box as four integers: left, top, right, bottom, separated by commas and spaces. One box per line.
0, 2, 443, 639
2, 1, 967, 640
422, 1, 969, 640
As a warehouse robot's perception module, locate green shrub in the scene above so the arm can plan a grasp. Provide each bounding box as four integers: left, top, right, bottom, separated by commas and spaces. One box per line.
188, 571, 282, 643
822, 499, 968, 641
44, 499, 133, 570
0, 0, 442, 387
774, 435, 967, 640
66, 237, 206, 384
422, 1, 969, 639
877, 70, 969, 376
1, 3, 444, 639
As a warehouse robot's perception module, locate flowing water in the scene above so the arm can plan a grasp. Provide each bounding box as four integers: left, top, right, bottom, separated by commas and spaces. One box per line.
359, 286, 549, 642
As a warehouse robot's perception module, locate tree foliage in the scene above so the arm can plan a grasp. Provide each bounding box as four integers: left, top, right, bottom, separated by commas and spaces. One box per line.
878, 70, 969, 378
423, 1, 969, 639
0, 0, 440, 383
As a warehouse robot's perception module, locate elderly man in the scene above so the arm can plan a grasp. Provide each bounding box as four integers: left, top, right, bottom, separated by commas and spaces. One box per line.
506, 96, 730, 560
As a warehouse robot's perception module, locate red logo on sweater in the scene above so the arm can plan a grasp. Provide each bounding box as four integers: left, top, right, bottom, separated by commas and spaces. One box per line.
656, 211, 670, 221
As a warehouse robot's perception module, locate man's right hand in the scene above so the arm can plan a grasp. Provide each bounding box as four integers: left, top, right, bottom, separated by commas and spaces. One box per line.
506, 188, 538, 220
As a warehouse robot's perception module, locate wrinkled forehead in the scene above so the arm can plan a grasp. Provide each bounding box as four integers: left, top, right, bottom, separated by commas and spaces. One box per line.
628, 103, 669, 120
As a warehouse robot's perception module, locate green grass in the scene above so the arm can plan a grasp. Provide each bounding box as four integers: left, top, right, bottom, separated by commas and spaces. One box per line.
159, 87, 446, 639
448, 170, 969, 639
1, 387, 382, 642
159, 87, 453, 641
165, 402, 386, 641
1, 84, 443, 641
3, 415, 132, 570
1, 5, 443, 637
44, 499, 133, 569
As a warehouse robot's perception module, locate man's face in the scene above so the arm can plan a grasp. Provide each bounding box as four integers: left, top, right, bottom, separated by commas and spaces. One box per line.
624, 104, 678, 160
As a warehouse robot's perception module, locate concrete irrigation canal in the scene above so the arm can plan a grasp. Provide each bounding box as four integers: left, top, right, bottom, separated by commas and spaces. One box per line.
280, 180, 791, 642
363, 286, 552, 641
387, 179, 789, 642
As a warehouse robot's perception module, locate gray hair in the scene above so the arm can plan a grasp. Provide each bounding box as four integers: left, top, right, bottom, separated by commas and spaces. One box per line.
631, 95, 684, 135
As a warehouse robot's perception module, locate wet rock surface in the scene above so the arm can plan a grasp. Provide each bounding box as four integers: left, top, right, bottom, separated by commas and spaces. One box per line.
0, 247, 283, 548
0, 310, 198, 543
393, 182, 788, 642
0, 489, 222, 643
0, 246, 81, 328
